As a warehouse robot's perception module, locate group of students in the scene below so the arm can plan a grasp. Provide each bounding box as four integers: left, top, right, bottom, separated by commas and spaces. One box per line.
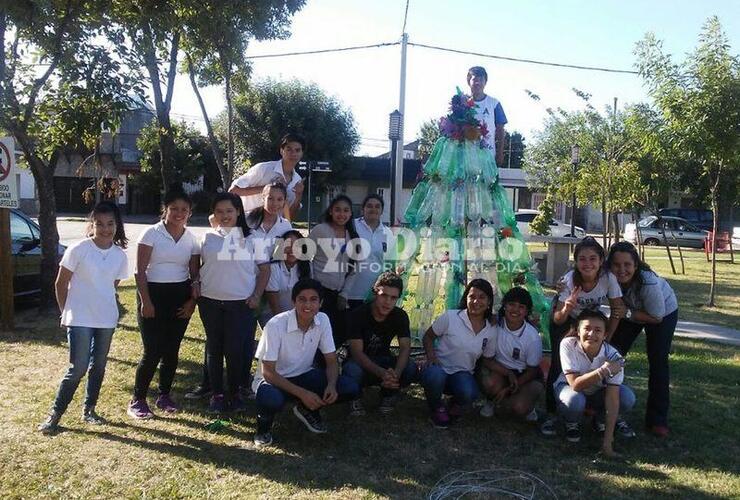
38, 133, 678, 457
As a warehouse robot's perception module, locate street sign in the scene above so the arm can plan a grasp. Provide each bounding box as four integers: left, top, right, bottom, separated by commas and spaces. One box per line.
0, 137, 19, 209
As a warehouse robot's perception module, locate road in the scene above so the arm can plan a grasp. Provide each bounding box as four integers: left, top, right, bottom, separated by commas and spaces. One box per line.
57, 217, 211, 278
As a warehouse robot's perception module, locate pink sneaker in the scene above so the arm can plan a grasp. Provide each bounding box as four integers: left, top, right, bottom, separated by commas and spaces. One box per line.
155, 394, 179, 413
430, 406, 450, 429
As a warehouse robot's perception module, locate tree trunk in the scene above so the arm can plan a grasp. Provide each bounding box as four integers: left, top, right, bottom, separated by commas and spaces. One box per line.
157, 123, 179, 192
601, 199, 608, 249
21, 148, 60, 312
186, 52, 227, 188
225, 68, 234, 183
612, 211, 620, 243
708, 178, 720, 307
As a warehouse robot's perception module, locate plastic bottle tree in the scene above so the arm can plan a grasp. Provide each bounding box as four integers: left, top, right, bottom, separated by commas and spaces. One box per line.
401, 89, 551, 347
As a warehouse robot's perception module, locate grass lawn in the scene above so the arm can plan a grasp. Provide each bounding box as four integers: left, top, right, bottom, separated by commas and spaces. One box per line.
1, 282, 739, 499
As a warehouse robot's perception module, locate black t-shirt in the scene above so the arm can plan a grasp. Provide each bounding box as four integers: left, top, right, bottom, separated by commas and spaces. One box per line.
346, 303, 410, 357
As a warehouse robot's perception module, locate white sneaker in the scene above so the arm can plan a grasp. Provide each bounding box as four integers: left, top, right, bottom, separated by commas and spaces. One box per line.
479, 400, 495, 418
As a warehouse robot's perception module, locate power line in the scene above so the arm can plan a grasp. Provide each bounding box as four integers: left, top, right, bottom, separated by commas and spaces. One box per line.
408, 42, 639, 75
245, 42, 399, 60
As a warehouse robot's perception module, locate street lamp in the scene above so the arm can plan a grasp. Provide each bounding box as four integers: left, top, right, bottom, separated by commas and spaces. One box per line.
388, 110, 403, 225
570, 144, 580, 238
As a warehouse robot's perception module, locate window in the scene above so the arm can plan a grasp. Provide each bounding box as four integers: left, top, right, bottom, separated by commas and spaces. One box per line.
515, 213, 536, 223
10, 212, 34, 243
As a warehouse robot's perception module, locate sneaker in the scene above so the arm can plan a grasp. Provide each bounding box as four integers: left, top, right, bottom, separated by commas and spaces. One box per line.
616, 418, 636, 438
38, 412, 62, 434
647, 424, 669, 438
430, 406, 450, 429
525, 408, 538, 423
349, 398, 366, 417
592, 418, 606, 433
540, 415, 558, 436
253, 431, 273, 447
229, 395, 247, 413
479, 400, 495, 418
565, 421, 581, 443
208, 394, 226, 414
379, 395, 398, 415
184, 385, 211, 400
127, 399, 154, 420
155, 394, 179, 413
293, 405, 327, 434
82, 407, 106, 425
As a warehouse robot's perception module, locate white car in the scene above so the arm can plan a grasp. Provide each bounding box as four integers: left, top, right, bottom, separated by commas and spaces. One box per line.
514, 209, 586, 240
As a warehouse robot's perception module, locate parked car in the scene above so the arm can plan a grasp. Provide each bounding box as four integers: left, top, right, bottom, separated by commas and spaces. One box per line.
624, 215, 708, 249
658, 208, 714, 231
10, 208, 66, 298
514, 209, 586, 239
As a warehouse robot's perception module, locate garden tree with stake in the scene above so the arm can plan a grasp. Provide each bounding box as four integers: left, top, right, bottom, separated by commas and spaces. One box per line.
181, 0, 305, 188
529, 190, 555, 236
224, 78, 360, 182
523, 91, 646, 247
635, 17, 740, 306
133, 120, 220, 208
0, 1, 139, 311
417, 118, 440, 163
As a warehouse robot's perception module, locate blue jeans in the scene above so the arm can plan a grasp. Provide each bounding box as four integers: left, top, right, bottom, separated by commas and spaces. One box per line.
555, 383, 636, 423
610, 310, 678, 427
420, 365, 480, 410
342, 356, 418, 397
256, 368, 360, 426
52, 327, 115, 414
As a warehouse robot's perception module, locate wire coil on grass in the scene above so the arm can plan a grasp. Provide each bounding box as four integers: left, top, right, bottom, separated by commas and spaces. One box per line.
428, 468, 558, 500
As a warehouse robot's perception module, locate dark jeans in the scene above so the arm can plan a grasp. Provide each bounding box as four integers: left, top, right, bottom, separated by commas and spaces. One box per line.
320, 288, 346, 347
545, 315, 574, 413
610, 309, 678, 427
342, 355, 418, 397
420, 365, 480, 410
133, 281, 191, 400
198, 297, 256, 397
255, 368, 360, 427
52, 327, 115, 414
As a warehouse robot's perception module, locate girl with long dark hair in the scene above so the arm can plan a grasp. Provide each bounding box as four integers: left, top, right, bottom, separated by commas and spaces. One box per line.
39, 202, 129, 433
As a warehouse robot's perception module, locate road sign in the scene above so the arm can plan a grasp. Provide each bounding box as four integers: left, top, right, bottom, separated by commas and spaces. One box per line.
0, 137, 19, 209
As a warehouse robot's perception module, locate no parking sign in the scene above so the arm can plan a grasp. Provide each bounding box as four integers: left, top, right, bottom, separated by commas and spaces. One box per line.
0, 137, 18, 209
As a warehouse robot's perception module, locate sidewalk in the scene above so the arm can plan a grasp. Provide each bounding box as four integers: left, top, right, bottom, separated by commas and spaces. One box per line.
674, 321, 740, 347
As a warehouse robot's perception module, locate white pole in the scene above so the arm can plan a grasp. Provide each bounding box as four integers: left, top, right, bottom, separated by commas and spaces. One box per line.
393, 32, 408, 226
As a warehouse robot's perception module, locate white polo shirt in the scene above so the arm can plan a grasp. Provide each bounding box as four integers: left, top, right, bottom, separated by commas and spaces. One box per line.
230, 160, 302, 213
431, 309, 497, 375
557, 270, 622, 318
138, 221, 200, 283
59, 239, 129, 328
199, 228, 267, 301
252, 310, 335, 391
495, 320, 542, 372
265, 261, 306, 314
555, 336, 624, 395
342, 217, 395, 300
251, 214, 293, 262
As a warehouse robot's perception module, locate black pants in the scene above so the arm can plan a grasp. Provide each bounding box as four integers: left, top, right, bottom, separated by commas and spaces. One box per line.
198, 297, 256, 397
610, 309, 678, 427
545, 315, 575, 414
320, 288, 346, 347
133, 281, 191, 400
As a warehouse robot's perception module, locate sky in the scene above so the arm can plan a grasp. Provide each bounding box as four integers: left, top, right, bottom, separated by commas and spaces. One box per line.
168, 0, 740, 157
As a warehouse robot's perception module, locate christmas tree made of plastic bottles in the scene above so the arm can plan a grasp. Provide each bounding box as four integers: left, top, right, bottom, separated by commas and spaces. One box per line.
400, 89, 551, 348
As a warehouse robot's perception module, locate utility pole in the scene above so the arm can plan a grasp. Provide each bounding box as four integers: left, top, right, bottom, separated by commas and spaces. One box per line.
393, 32, 408, 227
